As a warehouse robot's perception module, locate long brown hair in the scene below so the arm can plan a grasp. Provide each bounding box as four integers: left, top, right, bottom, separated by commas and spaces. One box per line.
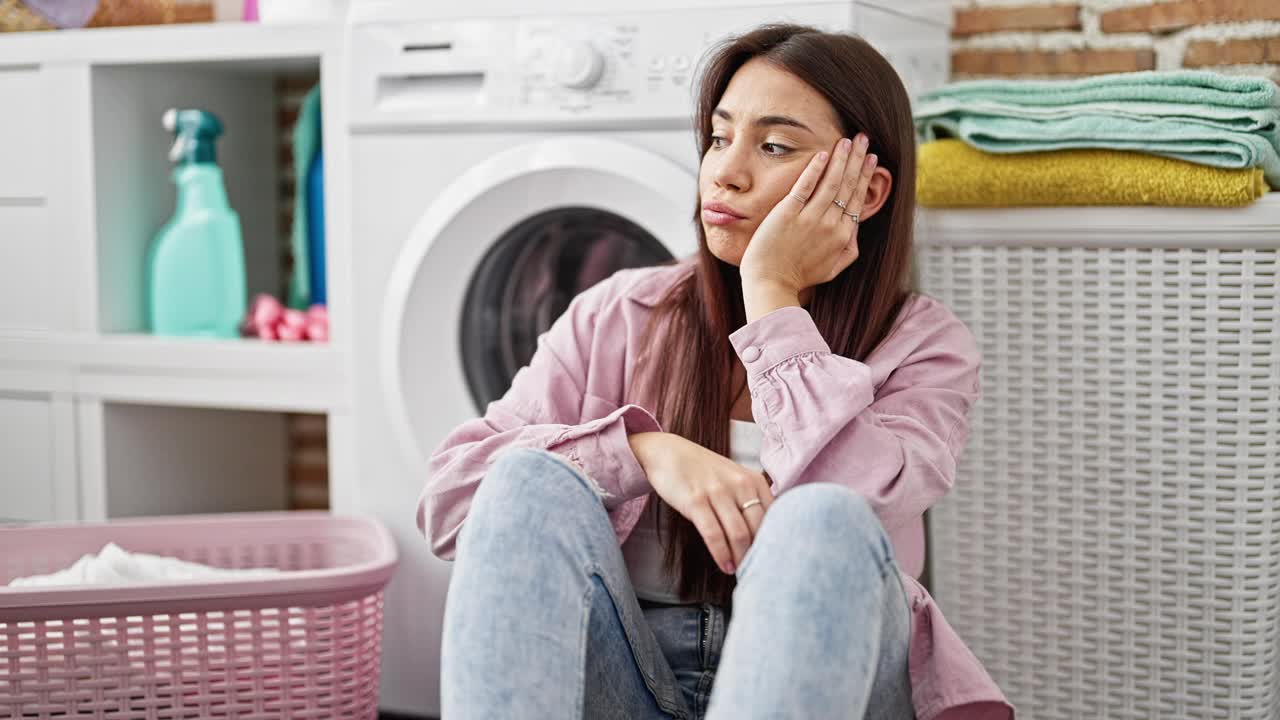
634, 24, 919, 608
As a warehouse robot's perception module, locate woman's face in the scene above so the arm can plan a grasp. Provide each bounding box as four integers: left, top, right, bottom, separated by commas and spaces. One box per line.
699, 57, 845, 267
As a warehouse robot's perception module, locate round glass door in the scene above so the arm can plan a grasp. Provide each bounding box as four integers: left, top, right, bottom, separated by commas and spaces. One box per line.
381, 136, 697, 471
461, 207, 673, 410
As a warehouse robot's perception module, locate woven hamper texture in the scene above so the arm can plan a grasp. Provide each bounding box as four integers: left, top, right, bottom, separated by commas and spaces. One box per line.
0, 512, 395, 719
1, 596, 384, 718
918, 244, 1280, 719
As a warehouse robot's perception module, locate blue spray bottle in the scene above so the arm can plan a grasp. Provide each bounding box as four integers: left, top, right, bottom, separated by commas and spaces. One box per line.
146, 108, 247, 338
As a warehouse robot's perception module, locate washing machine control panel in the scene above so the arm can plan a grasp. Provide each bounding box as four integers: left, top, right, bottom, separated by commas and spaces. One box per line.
512, 11, 851, 118
348, 4, 951, 129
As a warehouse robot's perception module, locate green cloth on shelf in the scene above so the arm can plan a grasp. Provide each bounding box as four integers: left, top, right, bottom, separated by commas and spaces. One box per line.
288, 84, 322, 310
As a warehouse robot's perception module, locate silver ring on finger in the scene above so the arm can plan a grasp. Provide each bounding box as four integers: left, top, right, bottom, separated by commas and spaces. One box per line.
739, 498, 762, 512
843, 210, 859, 224
787, 192, 808, 205
832, 198, 848, 210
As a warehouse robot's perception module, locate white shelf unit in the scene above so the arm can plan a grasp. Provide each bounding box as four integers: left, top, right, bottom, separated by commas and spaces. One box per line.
1, 332, 347, 411
0, 22, 353, 525
0, 22, 340, 65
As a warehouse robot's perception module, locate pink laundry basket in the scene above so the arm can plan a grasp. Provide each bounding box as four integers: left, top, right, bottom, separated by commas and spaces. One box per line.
0, 511, 397, 719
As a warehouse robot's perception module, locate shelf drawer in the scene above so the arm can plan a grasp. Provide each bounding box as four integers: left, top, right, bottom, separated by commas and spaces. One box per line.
0, 65, 49, 198
0, 204, 55, 331
0, 393, 56, 523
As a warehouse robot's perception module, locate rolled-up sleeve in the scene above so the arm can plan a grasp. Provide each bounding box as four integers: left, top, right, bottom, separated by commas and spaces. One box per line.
417, 275, 662, 561
728, 302, 980, 532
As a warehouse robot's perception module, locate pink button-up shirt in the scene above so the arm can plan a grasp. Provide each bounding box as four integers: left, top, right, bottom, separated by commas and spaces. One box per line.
418, 255, 1014, 720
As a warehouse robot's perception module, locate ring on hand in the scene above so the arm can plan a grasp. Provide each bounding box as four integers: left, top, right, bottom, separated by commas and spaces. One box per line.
833, 198, 848, 209
787, 192, 808, 205
843, 211, 859, 223
739, 498, 762, 511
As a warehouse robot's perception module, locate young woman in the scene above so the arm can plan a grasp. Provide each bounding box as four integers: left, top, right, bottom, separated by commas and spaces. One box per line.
418, 24, 1014, 720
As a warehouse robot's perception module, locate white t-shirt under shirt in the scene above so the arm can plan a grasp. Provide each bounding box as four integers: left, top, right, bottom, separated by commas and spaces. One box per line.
621, 419, 766, 604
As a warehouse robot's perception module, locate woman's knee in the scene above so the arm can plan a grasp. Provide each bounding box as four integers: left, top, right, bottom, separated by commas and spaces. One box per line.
460, 447, 619, 570
470, 447, 607, 528
758, 483, 894, 572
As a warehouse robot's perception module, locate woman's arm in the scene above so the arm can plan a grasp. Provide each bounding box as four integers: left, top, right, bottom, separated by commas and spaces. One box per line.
729, 301, 980, 533
418, 273, 661, 561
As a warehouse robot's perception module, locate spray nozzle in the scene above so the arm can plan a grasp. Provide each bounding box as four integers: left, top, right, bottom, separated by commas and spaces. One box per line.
164, 108, 223, 165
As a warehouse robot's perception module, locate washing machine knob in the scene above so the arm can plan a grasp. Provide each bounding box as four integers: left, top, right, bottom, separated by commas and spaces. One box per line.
554, 42, 606, 90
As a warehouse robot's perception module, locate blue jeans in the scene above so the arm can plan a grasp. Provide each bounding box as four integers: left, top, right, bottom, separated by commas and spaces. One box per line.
441, 447, 914, 719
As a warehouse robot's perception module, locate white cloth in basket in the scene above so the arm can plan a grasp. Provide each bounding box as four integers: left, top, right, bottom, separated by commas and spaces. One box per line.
7, 542, 280, 587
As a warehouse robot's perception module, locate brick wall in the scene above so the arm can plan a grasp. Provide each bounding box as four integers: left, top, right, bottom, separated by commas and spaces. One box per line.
950, 0, 1280, 81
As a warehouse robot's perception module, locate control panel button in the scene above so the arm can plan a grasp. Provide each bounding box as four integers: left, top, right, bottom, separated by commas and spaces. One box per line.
554, 41, 607, 90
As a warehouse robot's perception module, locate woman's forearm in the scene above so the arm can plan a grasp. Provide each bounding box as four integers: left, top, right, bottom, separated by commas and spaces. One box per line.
742, 280, 802, 324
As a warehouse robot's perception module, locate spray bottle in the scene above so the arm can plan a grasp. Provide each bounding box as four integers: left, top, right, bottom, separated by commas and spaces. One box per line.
146, 108, 247, 338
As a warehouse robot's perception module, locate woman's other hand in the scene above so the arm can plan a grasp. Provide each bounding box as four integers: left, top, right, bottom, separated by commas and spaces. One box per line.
628, 432, 773, 574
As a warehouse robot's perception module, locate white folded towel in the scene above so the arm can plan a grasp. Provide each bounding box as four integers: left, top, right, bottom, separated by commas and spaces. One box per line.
7, 542, 280, 588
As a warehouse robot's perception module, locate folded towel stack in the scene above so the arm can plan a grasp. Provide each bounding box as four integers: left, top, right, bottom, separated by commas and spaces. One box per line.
913, 70, 1279, 207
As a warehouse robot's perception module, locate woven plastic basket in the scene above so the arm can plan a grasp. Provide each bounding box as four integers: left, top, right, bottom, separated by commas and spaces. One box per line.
0, 511, 397, 719
916, 202, 1280, 719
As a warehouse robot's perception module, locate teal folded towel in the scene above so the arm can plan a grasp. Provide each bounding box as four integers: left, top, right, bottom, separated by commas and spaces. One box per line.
914, 71, 1280, 188
917, 70, 1278, 108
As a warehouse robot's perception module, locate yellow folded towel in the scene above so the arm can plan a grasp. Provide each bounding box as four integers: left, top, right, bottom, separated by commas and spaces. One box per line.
917, 139, 1269, 208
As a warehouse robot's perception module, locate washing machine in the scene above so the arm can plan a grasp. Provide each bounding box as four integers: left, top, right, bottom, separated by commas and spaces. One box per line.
344, 0, 951, 714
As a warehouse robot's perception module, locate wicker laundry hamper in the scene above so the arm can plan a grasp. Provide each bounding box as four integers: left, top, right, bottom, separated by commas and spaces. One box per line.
915, 199, 1280, 720
0, 511, 397, 719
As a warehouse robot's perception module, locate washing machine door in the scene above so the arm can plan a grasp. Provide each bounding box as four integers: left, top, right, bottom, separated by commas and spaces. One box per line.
382, 136, 698, 469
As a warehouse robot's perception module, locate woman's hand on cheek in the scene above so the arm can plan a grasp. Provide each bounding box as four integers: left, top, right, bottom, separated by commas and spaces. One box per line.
738, 134, 877, 298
